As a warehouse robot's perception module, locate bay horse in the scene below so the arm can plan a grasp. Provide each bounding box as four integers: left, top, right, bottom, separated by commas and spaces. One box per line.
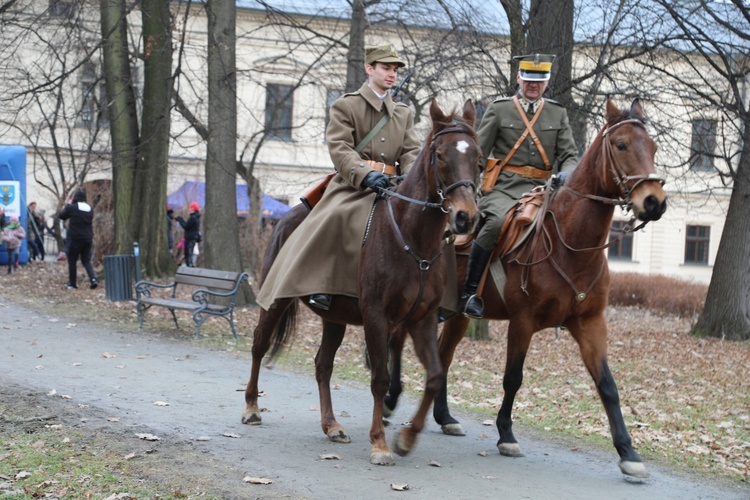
385, 98, 667, 477
242, 99, 482, 465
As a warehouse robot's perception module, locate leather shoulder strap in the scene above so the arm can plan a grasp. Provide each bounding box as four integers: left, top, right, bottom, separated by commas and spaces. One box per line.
512, 97, 550, 169
355, 113, 391, 154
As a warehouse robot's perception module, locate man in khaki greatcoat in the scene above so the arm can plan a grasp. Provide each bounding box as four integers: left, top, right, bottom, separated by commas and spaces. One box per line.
256, 44, 421, 311
458, 54, 578, 319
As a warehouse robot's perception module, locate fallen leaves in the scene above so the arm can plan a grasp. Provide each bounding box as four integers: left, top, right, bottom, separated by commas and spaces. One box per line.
243, 476, 273, 485
135, 433, 160, 441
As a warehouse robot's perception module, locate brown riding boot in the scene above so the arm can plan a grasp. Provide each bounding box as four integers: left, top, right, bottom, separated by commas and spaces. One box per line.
458, 242, 493, 319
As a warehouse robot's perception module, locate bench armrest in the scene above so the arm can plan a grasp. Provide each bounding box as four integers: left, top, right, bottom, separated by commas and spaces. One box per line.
191, 272, 248, 306
136, 280, 177, 299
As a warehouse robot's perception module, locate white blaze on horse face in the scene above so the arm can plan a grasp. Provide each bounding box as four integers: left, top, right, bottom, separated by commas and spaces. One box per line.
456, 140, 469, 154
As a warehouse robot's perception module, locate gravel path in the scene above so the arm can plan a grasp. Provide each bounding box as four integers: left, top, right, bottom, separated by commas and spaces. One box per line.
1, 296, 747, 499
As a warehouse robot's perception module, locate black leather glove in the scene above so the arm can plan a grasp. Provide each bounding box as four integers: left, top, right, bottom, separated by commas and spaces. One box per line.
553, 170, 572, 189
361, 171, 390, 191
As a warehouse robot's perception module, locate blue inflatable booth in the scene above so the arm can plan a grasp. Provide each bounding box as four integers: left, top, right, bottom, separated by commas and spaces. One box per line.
0, 145, 29, 266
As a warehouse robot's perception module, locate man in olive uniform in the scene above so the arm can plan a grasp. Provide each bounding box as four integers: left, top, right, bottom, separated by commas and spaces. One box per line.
458, 54, 578, 319
256, 44, 421, 311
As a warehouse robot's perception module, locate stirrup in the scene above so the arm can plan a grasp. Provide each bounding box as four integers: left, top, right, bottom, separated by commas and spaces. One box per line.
460, 294, 484, 319
309, 294, 332, 311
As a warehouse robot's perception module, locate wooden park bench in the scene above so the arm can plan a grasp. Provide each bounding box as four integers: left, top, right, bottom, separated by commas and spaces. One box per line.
135, 267, 249, 339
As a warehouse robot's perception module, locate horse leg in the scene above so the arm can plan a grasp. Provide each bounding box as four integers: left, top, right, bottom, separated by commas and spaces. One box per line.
393, 317, 444, 457
363, 319, 394, 466
316, 321, 351, 443
566, 314, 648, 478
434, 314, 471, 436
384, 327, 407, 417
241, 301, 290, 425
495, 322, 533, 458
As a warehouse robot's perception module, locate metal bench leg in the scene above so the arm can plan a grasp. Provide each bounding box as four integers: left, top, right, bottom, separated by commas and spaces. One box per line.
137, 303, 144, 332
168, 308, 180, 329
193, 311, 207, 339
228, 310, 238, 339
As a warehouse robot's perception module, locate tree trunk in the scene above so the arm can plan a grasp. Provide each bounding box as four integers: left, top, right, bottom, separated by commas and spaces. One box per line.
205, 0, 253, 304
466, 319, 491, 341
693, 128, 750, 341
99, 0, 138, 255
500, 0, 525, 82
130, 0, 174, 276
345, 0, 367, 93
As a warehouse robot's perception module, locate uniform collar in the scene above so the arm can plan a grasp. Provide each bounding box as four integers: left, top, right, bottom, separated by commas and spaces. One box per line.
516, 92, 543, 113
361, 81, 395, 116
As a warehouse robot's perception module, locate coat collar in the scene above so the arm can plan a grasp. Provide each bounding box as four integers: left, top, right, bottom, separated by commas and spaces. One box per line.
360, 81, 395, 116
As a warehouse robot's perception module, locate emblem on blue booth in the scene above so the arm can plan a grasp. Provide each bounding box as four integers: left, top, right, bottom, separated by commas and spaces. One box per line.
0, 184, 15, 206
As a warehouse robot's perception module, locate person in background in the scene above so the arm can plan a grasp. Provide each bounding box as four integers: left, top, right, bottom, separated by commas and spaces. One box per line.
175, 202, 201, 267
2, 215, 26, 274
27, 201, 46, 261
59, 189, 98, 289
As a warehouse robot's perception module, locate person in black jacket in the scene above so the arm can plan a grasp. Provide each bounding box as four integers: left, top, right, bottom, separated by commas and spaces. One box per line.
59, 189, 98, 289
175, 202, 201, 267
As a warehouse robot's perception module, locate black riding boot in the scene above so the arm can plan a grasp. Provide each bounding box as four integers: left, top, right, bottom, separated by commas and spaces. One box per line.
458, 242, 493, 319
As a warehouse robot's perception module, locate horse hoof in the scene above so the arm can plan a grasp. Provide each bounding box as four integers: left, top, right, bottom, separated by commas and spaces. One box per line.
392, 430, 415, 457
441, 423, 466, 436
497, 442, 524, 457
620, 460, 649, 478
241, 412, 262, 425
370, 450, 395, 466
327, 429, 351, 444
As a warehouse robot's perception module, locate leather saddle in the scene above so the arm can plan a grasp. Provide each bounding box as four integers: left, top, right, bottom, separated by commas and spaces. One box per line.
455, 187, 545, 260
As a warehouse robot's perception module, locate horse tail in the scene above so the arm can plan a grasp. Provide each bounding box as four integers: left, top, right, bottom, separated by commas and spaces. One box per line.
269, 299, 297, 360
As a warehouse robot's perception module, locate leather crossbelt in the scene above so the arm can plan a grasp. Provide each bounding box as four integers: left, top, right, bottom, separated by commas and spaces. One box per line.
503, 165, 552, 179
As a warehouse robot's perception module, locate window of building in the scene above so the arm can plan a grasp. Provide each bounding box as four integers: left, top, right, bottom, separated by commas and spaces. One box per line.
608, 220, 633, 260
685, 225, 710, 264
324, 89, 343, 138
265, 83, 294, 140
689, 119, 716, 171
80, 63, 108, 127
49, 0, 76, 18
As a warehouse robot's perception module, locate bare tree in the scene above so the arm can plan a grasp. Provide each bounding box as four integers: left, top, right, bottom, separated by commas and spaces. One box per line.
647, 0, 750, 340
100, 0, 175, 275
202, 0, 255, 302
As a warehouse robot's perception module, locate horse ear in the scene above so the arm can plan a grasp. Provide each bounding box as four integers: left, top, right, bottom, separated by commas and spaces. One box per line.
462, 99, 476, 127
430, 98, 447, 123
605, 99, 621, 125
630, 98, 644, 119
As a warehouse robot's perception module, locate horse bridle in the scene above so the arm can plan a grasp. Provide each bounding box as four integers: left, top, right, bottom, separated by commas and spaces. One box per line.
564, 118, 664, 212
601, 118, 665, 204
379, 122, 478, 325
378, 123, 478, 214
517, 118, 665, 303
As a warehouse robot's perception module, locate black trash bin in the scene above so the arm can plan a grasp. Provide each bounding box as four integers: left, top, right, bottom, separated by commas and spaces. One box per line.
104, 255, 134, 302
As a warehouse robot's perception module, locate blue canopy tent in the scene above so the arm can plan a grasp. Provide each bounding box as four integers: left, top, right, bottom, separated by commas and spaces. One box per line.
167, 181, 291, 219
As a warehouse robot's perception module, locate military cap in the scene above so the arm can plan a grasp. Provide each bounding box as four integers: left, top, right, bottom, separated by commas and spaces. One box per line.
514, 54, 555, 81
365, 44, 405, 67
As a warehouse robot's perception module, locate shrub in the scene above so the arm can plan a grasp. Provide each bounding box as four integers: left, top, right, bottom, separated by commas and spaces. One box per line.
608, 272, 707, 319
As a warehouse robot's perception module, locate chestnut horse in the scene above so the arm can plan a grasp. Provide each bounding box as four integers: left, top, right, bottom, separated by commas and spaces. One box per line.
385, 99, 667, 477
242, 99, 482, 465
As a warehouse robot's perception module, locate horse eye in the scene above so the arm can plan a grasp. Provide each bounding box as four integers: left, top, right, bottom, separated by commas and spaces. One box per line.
616, 143, 627, 151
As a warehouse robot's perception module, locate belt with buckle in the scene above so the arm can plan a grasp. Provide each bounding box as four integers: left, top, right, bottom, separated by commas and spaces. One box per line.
503, 165, 551, 179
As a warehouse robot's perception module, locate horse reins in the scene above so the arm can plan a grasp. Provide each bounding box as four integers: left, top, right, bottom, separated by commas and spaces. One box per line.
379, 122, 478, 325
516, 117, 664, 304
